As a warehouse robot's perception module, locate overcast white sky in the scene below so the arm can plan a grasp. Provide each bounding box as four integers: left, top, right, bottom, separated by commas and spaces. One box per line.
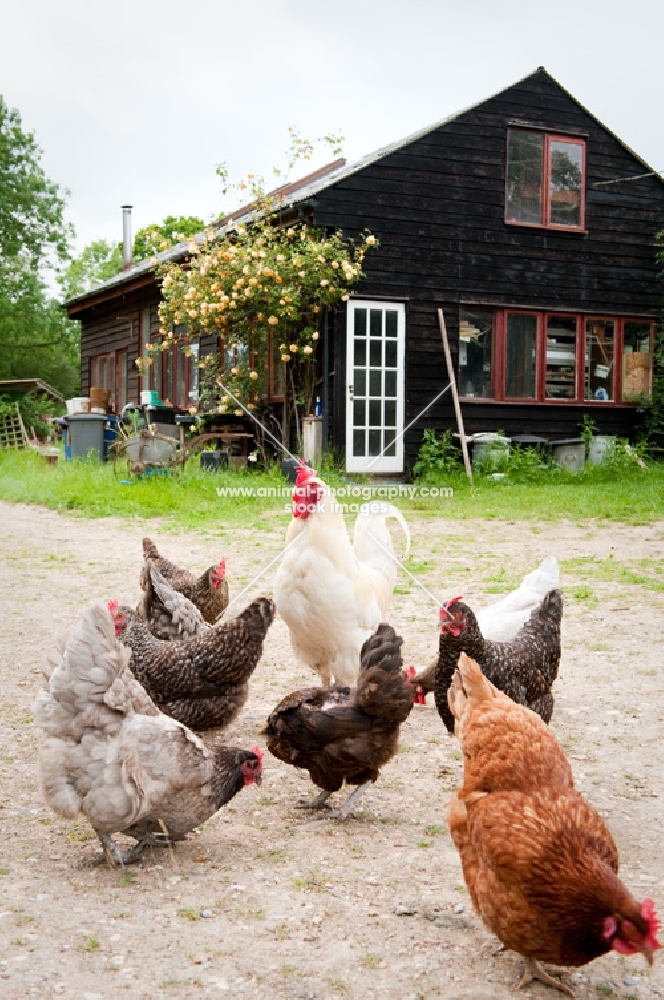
3, 0, 663, 260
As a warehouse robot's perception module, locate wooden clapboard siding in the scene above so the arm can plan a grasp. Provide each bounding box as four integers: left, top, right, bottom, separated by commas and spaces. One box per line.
310, 69, 664, 466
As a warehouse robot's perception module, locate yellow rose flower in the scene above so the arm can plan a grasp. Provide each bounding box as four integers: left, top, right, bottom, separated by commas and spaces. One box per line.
234, 409, 243, 416
298, 271, 306, 278
250, 371, 259, 380
303, 345, 313, 355
365, 234, 376, 245
320, 279, 329, 287
268, 316, 278, 325
281, 354, 291, 362
312, 331, 319, 341
289, 343, 298, 352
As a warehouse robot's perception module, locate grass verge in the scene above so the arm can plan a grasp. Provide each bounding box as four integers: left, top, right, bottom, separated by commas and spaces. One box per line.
0, 450, 663, 528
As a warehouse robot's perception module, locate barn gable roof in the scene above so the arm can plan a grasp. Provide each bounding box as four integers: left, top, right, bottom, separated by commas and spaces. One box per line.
65, 66, 663, 313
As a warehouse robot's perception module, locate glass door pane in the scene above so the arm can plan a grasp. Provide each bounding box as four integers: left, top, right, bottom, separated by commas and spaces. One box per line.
346, 302, 404, 472
505, 314, 538, 398
545, 316, 577, 399
622, 322, 653, 399
585, 320, 615, 401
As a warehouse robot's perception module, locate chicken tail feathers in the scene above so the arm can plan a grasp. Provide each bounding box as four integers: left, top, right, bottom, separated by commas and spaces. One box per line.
142, 537, 161, 562
356, 624, 414, 724
236, 596, 276, 637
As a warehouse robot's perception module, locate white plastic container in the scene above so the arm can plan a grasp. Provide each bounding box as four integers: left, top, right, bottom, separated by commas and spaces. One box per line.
66, 397, 91, 415
588, 435, 616, 465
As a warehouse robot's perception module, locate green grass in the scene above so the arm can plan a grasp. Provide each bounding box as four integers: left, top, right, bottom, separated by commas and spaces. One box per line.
561, 555, 664, 591
1, 449, 663, 527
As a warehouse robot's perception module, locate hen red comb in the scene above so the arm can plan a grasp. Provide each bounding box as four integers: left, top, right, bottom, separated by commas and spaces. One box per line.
217, 558, 226, 577
642, 898, 662, 951
445, 595, 463, 608
294, 463, 316, 487
250, 745, 264, 762
107, 599, 119, 615
405, 666, 416, 680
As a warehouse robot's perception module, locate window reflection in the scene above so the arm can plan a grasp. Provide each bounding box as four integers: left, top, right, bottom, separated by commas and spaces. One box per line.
459, 310, 493, 398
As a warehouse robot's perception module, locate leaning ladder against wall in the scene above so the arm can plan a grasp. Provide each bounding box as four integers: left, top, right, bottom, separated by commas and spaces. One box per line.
0, 403, 29, 449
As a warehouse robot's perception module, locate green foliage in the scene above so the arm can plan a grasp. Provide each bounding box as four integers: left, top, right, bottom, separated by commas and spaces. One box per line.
154, 133, 376, 444
2, 448, 664, 527
0, 96, 79, 396
0, 96, 71, 265
0, 392, 63, 439
132, 215, 205, 263
412, 429, 461, 480
58, 238, 124, 301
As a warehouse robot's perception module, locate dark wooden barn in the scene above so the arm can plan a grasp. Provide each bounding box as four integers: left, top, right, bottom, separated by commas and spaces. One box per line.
66, 67, 664, 475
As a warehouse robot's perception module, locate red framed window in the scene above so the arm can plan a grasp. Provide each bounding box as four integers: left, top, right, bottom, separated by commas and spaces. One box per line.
149, 338, 199, 407
506, 130, 586, 231
90, 352, 127, 412
459, 308, 654, 404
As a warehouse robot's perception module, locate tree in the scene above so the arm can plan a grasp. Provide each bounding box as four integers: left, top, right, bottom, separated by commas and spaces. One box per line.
58, 238, 124, 301
59, 216, 206, 302
0, 95, 78, 396
152, 151, 376, 448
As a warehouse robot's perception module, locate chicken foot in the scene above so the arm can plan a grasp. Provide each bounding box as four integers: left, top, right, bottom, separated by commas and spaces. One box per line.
327, 782, 370, 822
98, 833, 145, 867
295, 789, 333, 811
518, 958, 574, 997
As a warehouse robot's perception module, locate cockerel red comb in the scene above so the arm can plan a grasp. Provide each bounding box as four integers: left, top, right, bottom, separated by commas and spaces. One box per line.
294, 463, 316, 487
405, 666, 416, 680
250, 745, 264, 762
108, 600, 119, 616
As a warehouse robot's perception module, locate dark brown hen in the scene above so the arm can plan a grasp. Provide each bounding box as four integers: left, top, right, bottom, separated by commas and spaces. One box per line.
264, 623, 414, 820
140, 537, 229, 624
434, 589, 562, 733
112, 596, 275, 732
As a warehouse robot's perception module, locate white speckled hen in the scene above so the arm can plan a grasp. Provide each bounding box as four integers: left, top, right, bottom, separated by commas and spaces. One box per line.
33, 603, 263, 866
140, 537, 229, 624
433, 590, 563, 733
138, 559, 209, 640
112, 596, 275, 732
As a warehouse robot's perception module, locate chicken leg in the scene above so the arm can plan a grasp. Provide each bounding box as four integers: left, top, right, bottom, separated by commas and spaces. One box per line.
518, 958, 574, 997
295, 790, 333, 811
329, 782, 370, 821
98, 833, 145, 867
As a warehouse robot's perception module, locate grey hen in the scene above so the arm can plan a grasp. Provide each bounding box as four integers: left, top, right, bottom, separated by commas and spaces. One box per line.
33, 603, 263, 866
138, 559, 209, 640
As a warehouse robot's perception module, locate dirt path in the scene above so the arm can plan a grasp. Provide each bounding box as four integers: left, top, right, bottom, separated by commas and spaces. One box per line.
0, 502, 662, 1000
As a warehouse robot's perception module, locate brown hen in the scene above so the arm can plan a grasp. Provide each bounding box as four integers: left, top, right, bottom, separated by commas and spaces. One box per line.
446, 652, 660, 995
264, 623, 414, 820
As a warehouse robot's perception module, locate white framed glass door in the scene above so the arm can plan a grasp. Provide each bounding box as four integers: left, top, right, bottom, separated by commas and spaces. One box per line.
345, 300, 405, 473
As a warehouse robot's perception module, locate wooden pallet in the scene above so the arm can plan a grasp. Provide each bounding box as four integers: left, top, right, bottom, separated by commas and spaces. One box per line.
0, 403, 29, 449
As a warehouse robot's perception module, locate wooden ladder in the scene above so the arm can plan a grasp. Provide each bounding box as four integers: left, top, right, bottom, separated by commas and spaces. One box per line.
0, 403, 29, 449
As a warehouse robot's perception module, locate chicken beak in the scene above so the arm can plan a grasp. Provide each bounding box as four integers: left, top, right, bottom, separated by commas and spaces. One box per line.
644, 946, 654, 967
254, 773, 262, 787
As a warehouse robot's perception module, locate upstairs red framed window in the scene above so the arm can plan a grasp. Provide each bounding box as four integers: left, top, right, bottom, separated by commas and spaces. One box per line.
506, 130, 586, 231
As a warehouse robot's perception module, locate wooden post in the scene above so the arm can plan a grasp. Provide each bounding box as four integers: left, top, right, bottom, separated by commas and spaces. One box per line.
438, 308, 473, 484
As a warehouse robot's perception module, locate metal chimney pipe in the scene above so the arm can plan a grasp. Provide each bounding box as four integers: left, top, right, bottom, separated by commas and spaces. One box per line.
122, 205, 133, 271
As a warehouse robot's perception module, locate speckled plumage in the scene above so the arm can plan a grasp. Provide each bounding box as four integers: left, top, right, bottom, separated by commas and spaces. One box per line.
32, 603, 262, 862
141, 537, 229, 624
138, 560, 209, 640
265, 623, 414, 797
434, 589, 562, 733
119, 597, 275, 731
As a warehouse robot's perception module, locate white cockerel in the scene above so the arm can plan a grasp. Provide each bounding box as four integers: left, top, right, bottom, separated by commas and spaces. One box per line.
274, 466, 410, 687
